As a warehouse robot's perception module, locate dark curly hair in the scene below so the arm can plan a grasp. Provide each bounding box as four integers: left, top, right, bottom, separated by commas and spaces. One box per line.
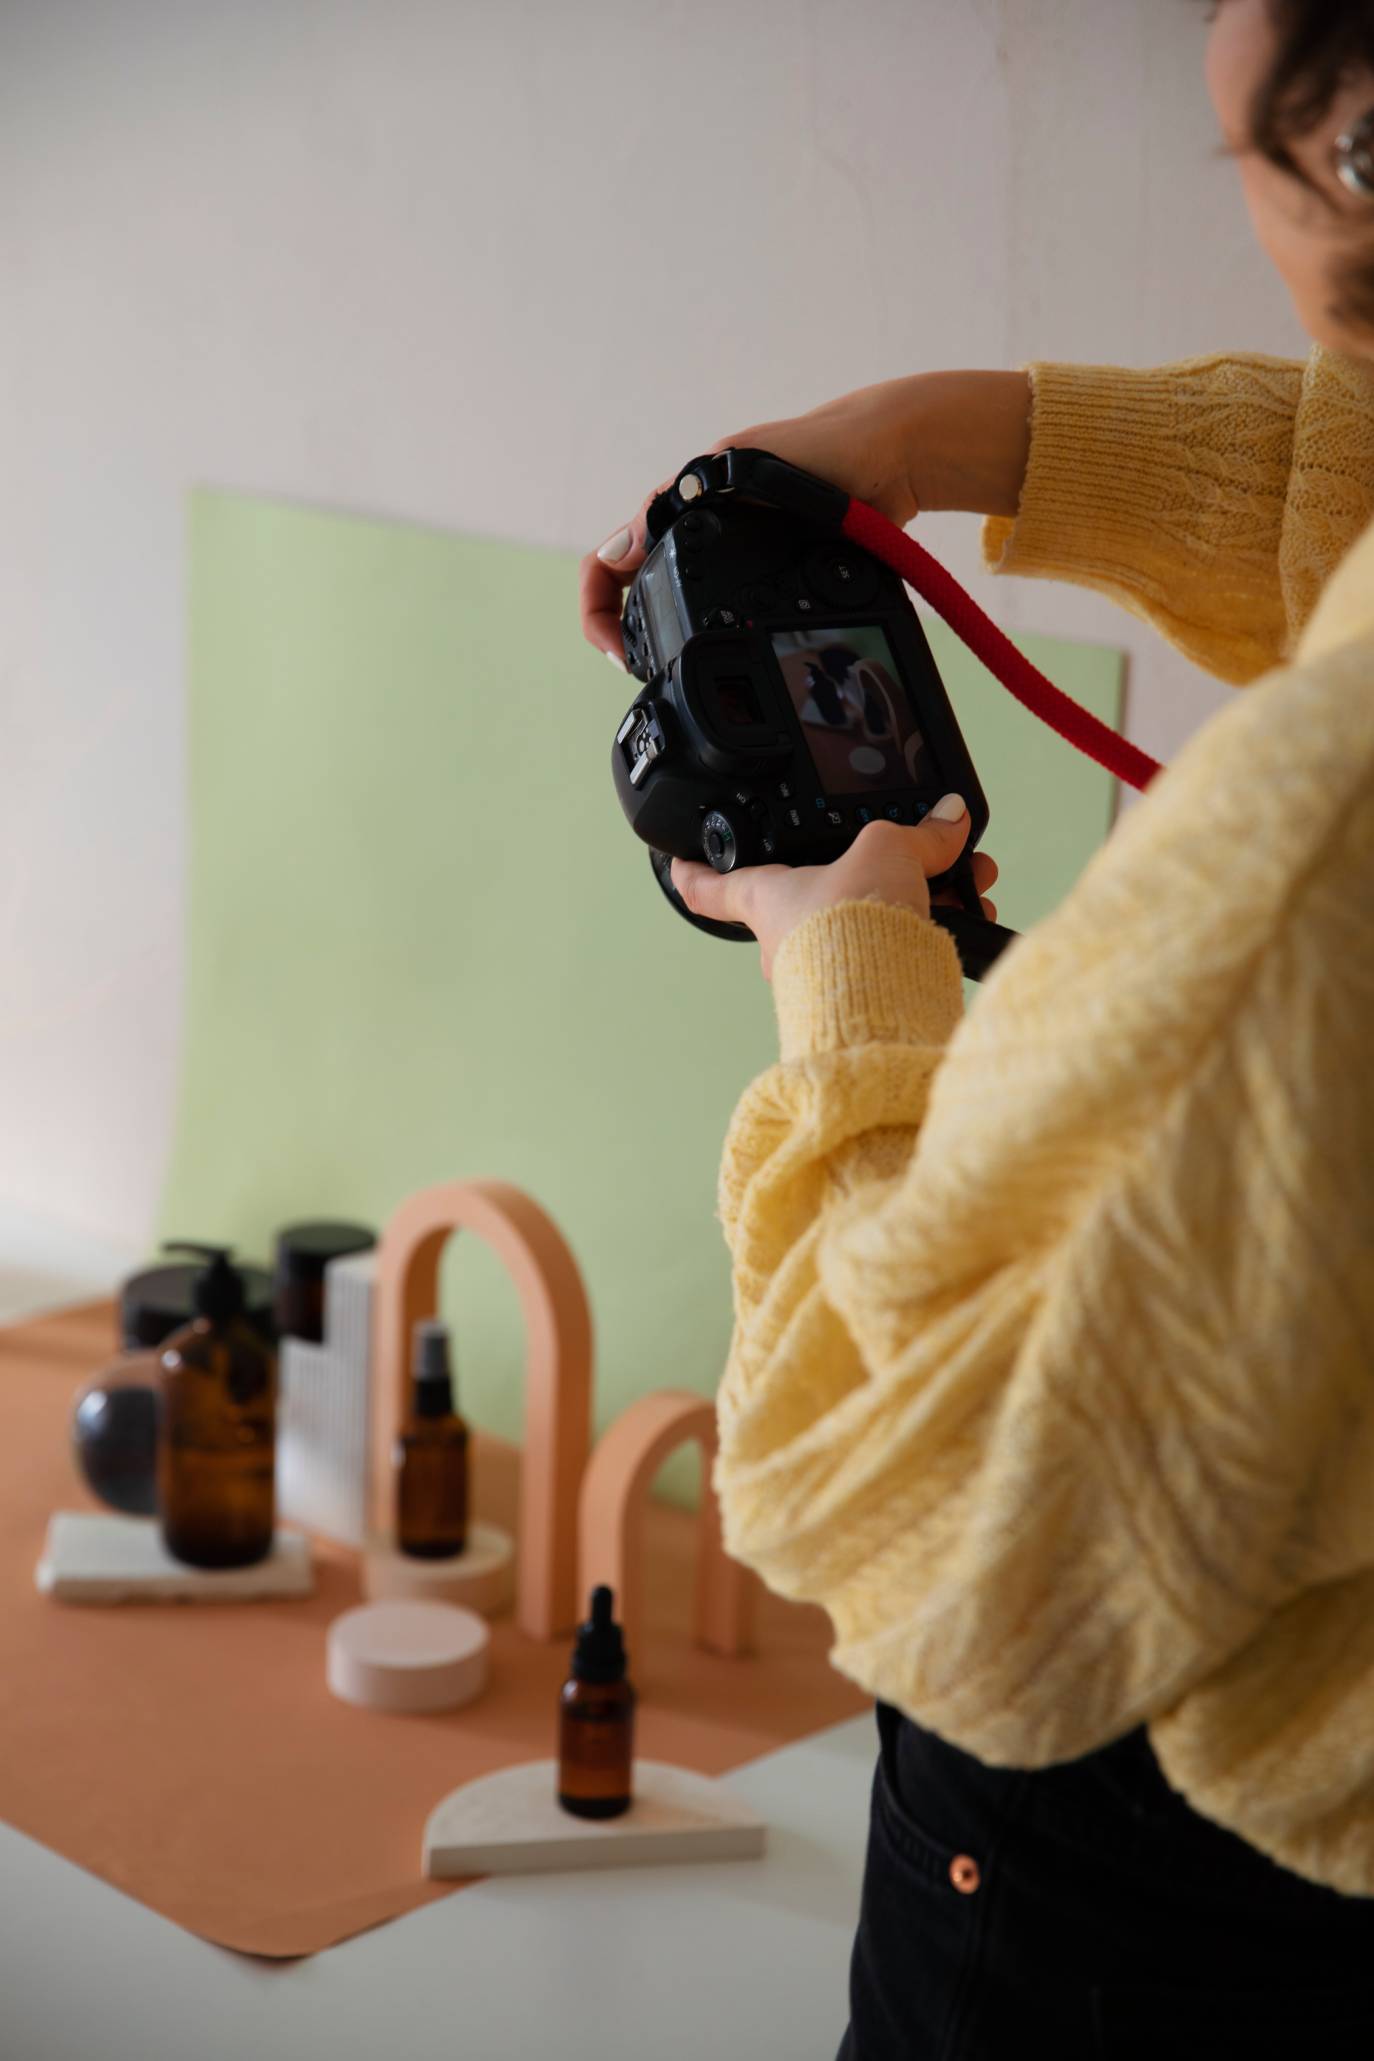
1245, 1, 1374, 174
1212, 0, 1374, 327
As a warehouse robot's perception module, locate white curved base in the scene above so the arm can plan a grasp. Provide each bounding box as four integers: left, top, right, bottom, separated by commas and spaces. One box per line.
423, 1759, 767, 1878
361, 1521, 514, 1617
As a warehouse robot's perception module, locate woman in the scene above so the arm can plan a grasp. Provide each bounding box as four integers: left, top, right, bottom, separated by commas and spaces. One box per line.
581, 2, 1374, 2052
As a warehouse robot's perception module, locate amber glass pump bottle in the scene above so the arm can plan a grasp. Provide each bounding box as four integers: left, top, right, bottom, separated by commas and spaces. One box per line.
558, 1585, 635, 1819
394, 1320, 470, 1558
157, 1242, 278, 1569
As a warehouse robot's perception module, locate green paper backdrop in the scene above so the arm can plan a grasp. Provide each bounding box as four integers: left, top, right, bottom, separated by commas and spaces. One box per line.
161, 491, 1123, 1505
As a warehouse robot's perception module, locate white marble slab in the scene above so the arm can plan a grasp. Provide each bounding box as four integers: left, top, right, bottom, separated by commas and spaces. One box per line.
35, 1511, 314, 1604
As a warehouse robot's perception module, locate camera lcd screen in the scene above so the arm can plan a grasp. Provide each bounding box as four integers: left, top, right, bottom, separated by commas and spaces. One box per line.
771, 626, 932, 794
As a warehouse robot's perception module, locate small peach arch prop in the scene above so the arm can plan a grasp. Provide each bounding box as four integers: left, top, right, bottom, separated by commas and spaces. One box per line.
370, 1181, 593, 1642
577, 1389, 759, 1668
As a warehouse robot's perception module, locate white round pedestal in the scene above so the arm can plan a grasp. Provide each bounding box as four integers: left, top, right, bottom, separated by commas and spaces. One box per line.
361, 1520, 515, 1617
327, 1599, 490, 1714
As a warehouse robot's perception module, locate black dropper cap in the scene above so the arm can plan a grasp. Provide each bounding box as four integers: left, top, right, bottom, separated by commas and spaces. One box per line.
162, 1242, 247, 1325
412, 1319, 456, 1419
570, 1585, 628, 1684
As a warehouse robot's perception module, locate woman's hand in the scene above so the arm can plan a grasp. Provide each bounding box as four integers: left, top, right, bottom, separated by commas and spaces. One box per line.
580, 376, 927, 664
670, 799, 999, 981
579, 371, 1032, 665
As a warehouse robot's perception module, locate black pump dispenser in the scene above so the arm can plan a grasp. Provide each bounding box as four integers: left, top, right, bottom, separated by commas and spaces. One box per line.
162, 1242, 247, 1324
412, 1319, 456, 1419
570, 1585, 628, 1684
156, 1241, 277, 1569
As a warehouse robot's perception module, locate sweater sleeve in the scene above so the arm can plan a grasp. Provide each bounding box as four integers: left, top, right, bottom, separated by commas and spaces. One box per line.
980, 352, 1309, 683
711, 633, 1374, 1888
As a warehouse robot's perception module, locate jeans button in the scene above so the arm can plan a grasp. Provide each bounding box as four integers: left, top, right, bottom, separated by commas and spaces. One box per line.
949, 1854, 981, 1895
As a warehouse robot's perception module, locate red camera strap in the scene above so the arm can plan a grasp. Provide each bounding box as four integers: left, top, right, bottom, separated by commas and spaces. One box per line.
841, 497, 1164, 793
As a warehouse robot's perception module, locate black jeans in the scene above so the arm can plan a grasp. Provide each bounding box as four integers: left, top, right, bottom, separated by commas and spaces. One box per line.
836, 1701, 1374, 2059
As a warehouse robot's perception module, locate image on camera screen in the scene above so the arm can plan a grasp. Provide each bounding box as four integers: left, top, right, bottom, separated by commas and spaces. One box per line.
771, 626, 931, 794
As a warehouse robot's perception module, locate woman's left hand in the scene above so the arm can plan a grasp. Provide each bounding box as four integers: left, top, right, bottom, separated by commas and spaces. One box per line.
670, 795, 998, 981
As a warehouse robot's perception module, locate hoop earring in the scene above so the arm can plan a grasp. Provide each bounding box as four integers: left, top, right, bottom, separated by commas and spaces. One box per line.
1334, 107, 1374, 198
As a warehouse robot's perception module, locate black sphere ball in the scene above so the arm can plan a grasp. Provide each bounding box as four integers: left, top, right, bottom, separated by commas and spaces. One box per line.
72, 1379, 159, 1517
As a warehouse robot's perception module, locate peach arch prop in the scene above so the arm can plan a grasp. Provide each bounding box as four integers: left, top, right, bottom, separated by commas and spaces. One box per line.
578, 1389, 759, 1669
369, 1181, 593, 1642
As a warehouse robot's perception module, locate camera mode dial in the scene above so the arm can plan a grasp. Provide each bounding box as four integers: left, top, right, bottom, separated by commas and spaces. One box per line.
702, 790, 772, 871
701, 809, 742, 872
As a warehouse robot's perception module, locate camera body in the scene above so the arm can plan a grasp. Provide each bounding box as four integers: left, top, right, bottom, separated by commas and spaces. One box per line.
612, 456, 991, 952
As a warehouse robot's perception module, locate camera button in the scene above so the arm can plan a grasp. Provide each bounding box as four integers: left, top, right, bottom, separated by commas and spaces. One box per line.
678, 510, 721, 546
784, 806, 803, 831
804, 545, 880, 609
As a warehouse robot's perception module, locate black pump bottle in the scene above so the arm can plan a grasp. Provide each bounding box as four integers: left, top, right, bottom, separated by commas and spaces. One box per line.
156, 1242, 278, 1569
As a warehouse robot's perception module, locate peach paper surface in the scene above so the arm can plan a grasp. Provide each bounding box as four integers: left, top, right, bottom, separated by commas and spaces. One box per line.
0, 1304, 867, 1958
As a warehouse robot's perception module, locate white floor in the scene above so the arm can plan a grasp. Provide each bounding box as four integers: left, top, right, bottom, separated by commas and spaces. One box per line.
0, 1213, 876, 2061
0, 1717, 875, 2061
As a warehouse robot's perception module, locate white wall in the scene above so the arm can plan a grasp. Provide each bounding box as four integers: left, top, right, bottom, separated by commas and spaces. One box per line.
0, 0, 1306, 1252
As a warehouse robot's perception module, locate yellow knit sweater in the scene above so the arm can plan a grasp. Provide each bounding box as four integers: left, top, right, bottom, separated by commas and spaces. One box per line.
710, 346, 1374, 1896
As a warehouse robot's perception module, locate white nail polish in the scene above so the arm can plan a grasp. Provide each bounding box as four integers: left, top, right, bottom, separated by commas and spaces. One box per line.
605, 649, 626, 671
931, 793, 967, 822
597, 526, 632, 564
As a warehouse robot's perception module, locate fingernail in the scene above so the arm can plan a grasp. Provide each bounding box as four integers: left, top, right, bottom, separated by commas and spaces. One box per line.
931, 793, 967, 822
605, 648, 626, 671
597, 525, 633, 564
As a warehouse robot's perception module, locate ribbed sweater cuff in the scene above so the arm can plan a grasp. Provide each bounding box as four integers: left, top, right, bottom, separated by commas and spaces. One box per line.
981, 360, 1182, 582
771, 900, 966, 1063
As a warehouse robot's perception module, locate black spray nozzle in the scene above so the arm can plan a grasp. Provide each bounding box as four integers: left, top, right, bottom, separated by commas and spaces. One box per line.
571, 1583, 628, 1683
412, 1319, 454, 1415
162, 1241, 246, 1323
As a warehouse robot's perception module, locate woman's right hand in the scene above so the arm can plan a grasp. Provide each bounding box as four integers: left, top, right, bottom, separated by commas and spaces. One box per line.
579, 369, 1032, 666
579, 374, 929, 666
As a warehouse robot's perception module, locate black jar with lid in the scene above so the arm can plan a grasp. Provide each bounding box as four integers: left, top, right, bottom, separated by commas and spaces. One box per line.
120, 1258, 276, 1351
273, 1221, 376, 1343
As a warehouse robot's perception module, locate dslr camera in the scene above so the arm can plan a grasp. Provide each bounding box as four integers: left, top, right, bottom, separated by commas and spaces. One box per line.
611, 449, 1010, 977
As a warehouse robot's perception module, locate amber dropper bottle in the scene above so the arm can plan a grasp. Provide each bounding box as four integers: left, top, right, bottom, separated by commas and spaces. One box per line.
558, 1585, 636, 1819
394, 1320, 470, 1558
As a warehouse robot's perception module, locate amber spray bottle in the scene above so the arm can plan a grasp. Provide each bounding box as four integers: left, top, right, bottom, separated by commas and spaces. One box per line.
394, 1320, 470, 1558
157, 1242, 278, 1569
558, 1585, 635, 1818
